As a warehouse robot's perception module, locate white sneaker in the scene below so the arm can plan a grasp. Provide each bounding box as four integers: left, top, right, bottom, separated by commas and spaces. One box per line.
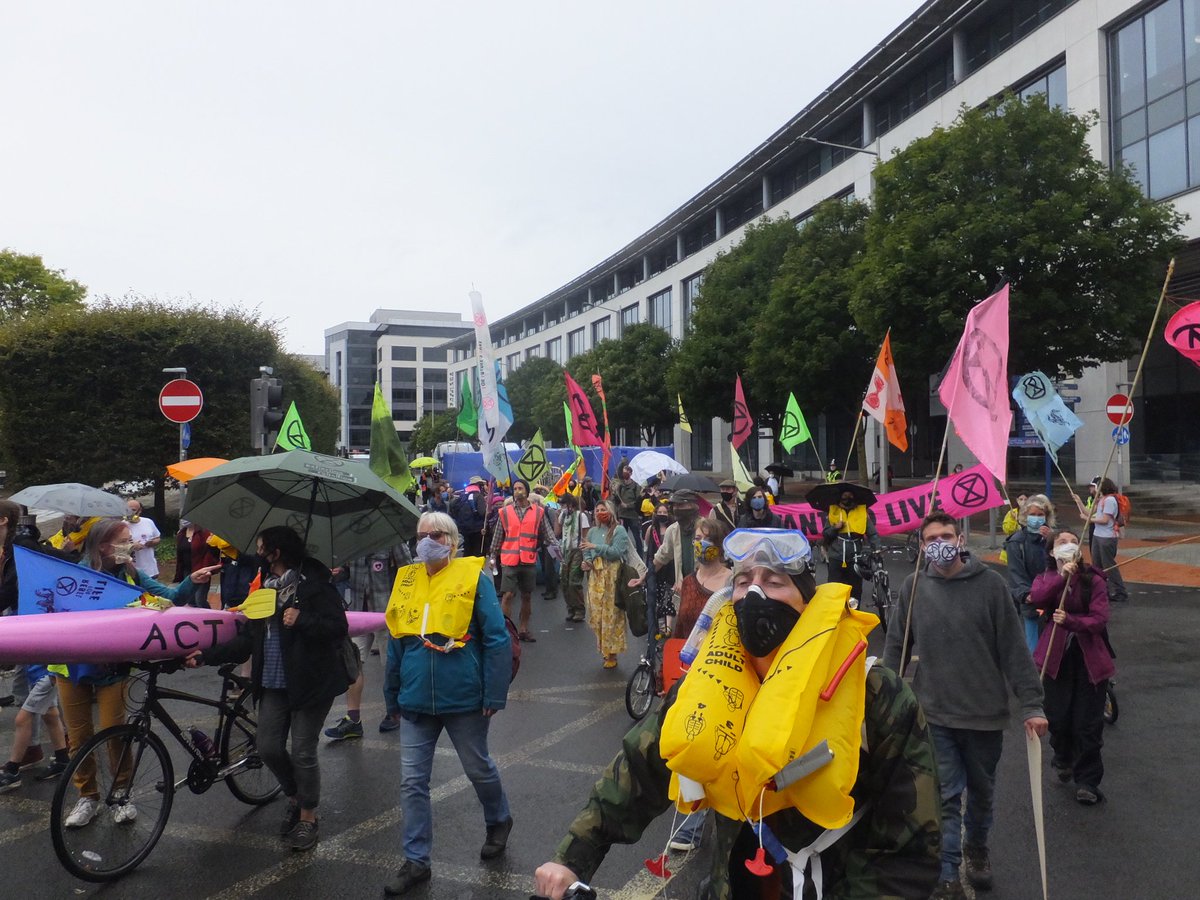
64, 797, 99, 828
112, 801, 138, 824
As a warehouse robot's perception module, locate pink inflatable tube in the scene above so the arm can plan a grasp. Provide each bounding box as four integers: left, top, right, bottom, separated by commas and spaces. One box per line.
0, 608, 387, 665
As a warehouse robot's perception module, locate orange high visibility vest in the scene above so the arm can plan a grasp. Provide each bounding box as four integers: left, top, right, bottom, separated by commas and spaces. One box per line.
499, 503, 543, 566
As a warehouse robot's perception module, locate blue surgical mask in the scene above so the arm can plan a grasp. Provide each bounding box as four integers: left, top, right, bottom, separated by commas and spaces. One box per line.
1026, 515, 1045, 531
440, 491, 449, 502
750, 496, 766, 511
415, 536, 452, 563
923, 539, 960, 569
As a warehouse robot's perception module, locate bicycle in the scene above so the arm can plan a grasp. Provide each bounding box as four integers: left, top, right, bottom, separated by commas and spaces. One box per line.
858, 549, 892, 631
50, 660, 279, 882
626, 570, 674, 721
904, 530, 920, 563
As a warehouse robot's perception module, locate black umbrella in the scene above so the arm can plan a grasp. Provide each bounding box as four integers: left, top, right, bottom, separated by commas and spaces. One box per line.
805, 481, 878, 512
765, 463, 795, 477
661, 473, 722, 494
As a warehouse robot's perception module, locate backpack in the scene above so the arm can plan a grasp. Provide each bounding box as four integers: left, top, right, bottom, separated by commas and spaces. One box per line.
1113, 493, 1131, 528
504, 614, 522, 681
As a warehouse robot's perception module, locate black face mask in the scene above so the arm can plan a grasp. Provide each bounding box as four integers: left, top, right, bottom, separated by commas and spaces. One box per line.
734, 584, 800, 658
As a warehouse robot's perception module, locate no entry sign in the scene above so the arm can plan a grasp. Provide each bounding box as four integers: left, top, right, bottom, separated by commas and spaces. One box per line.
1106, 393, 1133, 426
159, 379, 204, 423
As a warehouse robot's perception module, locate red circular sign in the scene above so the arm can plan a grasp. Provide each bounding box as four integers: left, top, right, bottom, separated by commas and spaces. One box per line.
1106, 393, 1133, 426
159, 379, 204, 423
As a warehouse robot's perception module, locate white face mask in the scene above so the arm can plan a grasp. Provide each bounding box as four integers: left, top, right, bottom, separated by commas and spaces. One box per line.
110, 541, 135, 564
1052, 542, 1080, 563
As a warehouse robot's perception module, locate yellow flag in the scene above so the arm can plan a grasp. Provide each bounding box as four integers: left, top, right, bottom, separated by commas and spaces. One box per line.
678, 394, 692, 434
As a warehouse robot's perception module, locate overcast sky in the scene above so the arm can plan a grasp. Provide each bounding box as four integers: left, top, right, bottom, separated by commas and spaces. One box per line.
2, 1, 914, 355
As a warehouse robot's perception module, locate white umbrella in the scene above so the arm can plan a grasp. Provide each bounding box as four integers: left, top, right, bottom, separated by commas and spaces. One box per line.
9, 483, 129, 518
629, 450, 687, 485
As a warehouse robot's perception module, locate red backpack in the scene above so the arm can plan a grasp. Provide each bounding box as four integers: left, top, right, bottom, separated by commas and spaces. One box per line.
1107, 492, 1131, 530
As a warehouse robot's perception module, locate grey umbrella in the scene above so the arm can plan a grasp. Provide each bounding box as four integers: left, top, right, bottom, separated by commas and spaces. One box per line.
181, 450, 420, 568
661, 472, 723, 494
8, 483, 129, 518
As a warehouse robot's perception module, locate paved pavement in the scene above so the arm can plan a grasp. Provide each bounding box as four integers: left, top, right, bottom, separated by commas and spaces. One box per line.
0, 548, 1197, 898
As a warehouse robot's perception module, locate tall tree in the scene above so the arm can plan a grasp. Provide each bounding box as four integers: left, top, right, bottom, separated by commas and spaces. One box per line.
852, 94, 1185, 384
0, 299, 338, 487
0, 249, 87, 322
406, 410, 462, 456
503, 356, 567, 445
669, 216, 803, 422
749, 199, 875, 417
570, 323, 677, 445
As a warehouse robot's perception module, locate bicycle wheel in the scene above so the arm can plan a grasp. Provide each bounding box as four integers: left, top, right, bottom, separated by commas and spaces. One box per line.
1104, 683, 1118, 725
626, 662, 654, 720
904, 531, 920, 563
220, 692, 281, 805
872, 573, 890, 631
50, 724, 173, 882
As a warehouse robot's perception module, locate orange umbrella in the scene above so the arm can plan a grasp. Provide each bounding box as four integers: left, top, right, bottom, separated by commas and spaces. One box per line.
167, 457, 230, 482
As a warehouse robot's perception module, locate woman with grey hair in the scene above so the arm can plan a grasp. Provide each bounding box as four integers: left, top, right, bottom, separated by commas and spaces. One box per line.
382, 510, 514, 896
1004, 493, 1055, 652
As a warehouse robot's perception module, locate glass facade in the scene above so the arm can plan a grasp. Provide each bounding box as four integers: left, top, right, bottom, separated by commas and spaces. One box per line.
874, 53, 955, 136
649, 288, 672, 332
567, 328, 585, 359
620, 303, 640, 333
965, 0, 1072, 75
391, 345, 416, 361
1017, 62, 1068, 109
1111, 0, 1200, 199
682, 273, 703, 331
546, 336, 563, 363
592, 317, 611, 344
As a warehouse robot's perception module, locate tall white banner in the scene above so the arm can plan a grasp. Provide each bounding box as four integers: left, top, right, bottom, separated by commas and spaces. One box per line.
470, 291, 511, 482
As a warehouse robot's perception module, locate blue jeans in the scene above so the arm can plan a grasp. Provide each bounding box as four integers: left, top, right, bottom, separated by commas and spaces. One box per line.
399, 710, 510, 866
930, 725, 1004, 883
1023, 617, 1040, 653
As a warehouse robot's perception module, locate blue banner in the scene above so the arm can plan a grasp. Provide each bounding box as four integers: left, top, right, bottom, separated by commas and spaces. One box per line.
14, 546, 144, 616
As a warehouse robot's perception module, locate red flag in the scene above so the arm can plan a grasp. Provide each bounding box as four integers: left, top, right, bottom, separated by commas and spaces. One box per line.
938, 284, 1012, 483
564, 373, 603, 446
863, 331, 909, 452
732, 375, 754, 450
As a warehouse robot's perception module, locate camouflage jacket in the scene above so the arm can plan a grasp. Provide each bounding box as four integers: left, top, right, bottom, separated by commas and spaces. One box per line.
554, 664, 941, 899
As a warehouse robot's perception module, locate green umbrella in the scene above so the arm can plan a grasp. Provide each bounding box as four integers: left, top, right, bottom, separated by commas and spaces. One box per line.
181, 450, 419, 567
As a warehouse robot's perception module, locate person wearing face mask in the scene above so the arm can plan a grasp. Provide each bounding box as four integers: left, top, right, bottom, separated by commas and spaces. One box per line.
710, 480, 739, 531
642, 501, 677, 626
1004, 493, 1055, 652
46, 514, 99, 559
737, 486, 781, 530
555, 493, 590, 623
123, 499, 162, 578
59, 519, 220, 831
883, 512, 1048, 899
534, 528, 941, 900
581, 500, 646, 668
488, 479, 559, 642
634, 490, 701, 607
379, 511, 514, 895
820, 485, 881, 601
1026, 529, 1113, 805
189, 525, 348, 852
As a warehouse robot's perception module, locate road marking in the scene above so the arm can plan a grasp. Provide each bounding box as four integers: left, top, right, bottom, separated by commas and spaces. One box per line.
516, 757, 606, 776
204, 698, 627, 899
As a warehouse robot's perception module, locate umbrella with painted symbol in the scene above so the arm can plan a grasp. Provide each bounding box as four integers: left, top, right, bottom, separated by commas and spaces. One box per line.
9, 483, 129, 518
181, 450, 420, 568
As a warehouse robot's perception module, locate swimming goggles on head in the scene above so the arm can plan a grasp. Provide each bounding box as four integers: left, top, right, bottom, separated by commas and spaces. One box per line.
722, 528, 813, 575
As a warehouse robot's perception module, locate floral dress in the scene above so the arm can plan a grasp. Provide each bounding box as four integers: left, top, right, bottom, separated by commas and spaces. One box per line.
583, 524, 629, 658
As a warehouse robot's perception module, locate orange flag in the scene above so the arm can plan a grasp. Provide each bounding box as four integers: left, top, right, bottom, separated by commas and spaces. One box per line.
863, 330, 909, 452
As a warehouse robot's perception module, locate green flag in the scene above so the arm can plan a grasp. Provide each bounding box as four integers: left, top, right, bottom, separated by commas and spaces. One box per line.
562, 401, 575, 449
456, 372, 477, 436
274, 401, 311, 451
370, 383, 414, 495
779, 392, 812, 452
515, 429, 549, 485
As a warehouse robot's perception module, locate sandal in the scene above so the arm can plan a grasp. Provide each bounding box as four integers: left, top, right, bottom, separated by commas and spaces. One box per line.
603, 657, 617, 669
518, 631, 537, 643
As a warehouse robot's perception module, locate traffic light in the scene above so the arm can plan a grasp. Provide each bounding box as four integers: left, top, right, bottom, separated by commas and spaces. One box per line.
250, 376, 285, 453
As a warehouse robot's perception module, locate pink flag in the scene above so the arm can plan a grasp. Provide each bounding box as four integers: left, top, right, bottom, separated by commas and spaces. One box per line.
564, 372, 603, 447
938, 284, 1012, 483
732, 375, 754, 450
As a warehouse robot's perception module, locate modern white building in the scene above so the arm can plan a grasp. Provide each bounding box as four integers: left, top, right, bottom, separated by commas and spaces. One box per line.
325, 309, 471, 450
351, 0, 1200, 484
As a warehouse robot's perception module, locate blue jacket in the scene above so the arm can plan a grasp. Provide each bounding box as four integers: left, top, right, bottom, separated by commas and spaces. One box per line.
385, 573, 511, 715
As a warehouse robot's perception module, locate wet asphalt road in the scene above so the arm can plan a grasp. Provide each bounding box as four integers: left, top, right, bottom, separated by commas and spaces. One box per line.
0, 546, 1196, 899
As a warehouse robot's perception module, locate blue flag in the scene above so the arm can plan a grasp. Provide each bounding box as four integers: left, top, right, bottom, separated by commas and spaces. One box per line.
15, 546, 144, 616
1011, 372, 1083, 461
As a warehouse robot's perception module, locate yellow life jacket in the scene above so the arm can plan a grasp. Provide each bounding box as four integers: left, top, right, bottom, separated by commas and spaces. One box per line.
386, 556, 485, 640
206, 534, 239, 559
660, 583, 877, 828
48, 517, 100, 549
827, 505, 868, 535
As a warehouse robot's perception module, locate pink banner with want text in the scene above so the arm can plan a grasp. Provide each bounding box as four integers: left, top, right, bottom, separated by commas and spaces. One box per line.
772, 464, 1006, 539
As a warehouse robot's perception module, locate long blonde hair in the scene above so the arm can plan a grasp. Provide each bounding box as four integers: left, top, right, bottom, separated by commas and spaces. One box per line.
82, 518, 136, 578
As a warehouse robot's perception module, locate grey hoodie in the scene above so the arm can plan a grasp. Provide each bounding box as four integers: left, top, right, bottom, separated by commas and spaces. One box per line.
883, 554, 1044, 730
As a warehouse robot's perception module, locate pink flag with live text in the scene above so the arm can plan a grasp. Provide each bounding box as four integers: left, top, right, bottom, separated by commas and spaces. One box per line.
732, 375, 754, 450
564, 372, 603, 447
938, 284, 1012, 483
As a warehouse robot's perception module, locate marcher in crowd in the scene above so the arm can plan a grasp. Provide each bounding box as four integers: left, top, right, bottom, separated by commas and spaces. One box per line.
451, 475, 488, 556
489, 478, 559, 642
62, 519, 219, 830
612, 464, 643, 554
534, 528, 941, 899
124, 499, 162, 578
642, 501, 677, 628
533, 486, 561, 603
555, 492, 589, 623
190, 526, 349, 852
382, 512, 513, 896
325, 543, 411, 739
1005, 493, 1055, 652
820, 484, 881, 600
1027, 528, 1114, 805
883, 511, 1047, 900
638, 490, 702, 610
1078, 477, 1129, 603
711, 479, 739, 532
581, 500, 645, 669
175, 519, 217, 607
737, 485, 780, 529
